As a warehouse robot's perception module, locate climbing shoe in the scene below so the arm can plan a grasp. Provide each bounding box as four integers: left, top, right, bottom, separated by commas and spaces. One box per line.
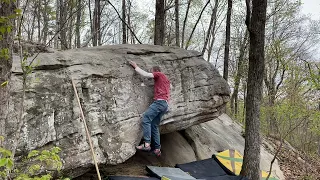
152, 149, 161, 157
135, 143, 151, 152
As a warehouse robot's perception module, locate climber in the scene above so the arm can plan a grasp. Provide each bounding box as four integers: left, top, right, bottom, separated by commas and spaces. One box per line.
129, 61, 170, 157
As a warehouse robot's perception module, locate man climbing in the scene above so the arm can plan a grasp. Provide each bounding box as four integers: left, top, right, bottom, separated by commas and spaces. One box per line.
129, 61, 170, 157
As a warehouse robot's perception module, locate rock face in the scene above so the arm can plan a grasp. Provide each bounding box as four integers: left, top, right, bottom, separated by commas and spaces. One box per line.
7, 45, 230, 177
158, 132, 197, 166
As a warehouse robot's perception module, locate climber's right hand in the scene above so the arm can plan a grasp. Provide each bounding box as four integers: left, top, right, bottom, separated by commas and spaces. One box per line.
129, 61, 137, 69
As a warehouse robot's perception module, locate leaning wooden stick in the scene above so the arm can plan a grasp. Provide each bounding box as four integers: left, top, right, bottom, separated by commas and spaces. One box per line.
71, 78, 102, 180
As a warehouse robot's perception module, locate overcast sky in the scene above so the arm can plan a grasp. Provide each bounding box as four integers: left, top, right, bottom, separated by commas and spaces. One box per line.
301, 0, 320, 60
301, 0, 320, 19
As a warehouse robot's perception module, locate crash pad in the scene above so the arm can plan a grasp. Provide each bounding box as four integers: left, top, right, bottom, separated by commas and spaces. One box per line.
213, 149, 278, 180
175, 158, 229, 178
107, 176, 159, 180
146, 166, 196, 179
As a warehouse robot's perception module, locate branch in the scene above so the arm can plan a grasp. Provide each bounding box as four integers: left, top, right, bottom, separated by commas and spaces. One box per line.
264, 70, 270, 90
272, 50, 280, 84
107, 0, 142, 44
185, 0, 210, 50
302, 59, 320, 90
265, 115, 308, 180
165, 2, 188, 11
266, 0, 289, 20
275, 62, 286, 92
165, 4, 175, 11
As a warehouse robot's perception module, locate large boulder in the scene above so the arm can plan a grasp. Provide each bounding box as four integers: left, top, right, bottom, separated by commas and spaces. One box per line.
158, 132, 197, 166
7, 45, 230, 177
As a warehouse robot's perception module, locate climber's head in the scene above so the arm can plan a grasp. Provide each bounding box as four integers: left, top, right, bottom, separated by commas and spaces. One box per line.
150, 66, 161, 72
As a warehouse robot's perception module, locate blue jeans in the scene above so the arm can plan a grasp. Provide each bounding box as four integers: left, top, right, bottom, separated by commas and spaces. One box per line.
142, 100, 168, 149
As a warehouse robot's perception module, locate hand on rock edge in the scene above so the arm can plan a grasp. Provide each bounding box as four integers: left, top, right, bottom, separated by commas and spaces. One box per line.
129, 61, 137, 69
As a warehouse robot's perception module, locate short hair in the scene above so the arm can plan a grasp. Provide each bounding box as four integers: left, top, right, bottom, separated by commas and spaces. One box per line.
152, 66, 161, 72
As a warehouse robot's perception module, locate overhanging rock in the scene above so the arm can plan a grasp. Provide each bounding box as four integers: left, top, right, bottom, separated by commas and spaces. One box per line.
8, 44, 230, 177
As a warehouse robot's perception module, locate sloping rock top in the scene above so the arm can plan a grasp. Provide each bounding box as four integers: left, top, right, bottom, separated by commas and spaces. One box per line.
7, 44, 230, 177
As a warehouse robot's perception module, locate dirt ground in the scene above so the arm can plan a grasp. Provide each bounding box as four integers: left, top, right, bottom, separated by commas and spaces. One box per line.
74, 150, 170, 180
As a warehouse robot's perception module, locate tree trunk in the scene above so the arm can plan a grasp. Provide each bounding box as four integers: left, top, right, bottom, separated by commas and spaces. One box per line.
97, 0, 101, 45
88, 0, 93, 46
266, 87, 279, 136
30, 7, 36, 42
154, 0, 165, 45
230, 31, 248, 118
55, 0, 60, 48
42, 0, 49, 44
223, 0, 232, 81
242, 80, 247, 123
122, 0, 127, 44
181, 0, 191, 48
0, 1, 15, 138
202, 0, 219, 56
174, 0, 180, 47
318, 88, 320, 156
92, 0, 98, 46
92, 0, 101, 46
318, 136, 320, 156
166, 19, 173, 45
240, 0, 267, 179
76, 0, 81, 48
60, 0, 68, 49
37, 0, 41, 43
68, 0, 74, 49
128, 0, 135, 44
16, 0, 21, 36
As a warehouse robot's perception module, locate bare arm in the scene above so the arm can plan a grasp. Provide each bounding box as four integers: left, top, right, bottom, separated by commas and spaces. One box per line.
129, 61, 154, 78
135, 67, 154, 78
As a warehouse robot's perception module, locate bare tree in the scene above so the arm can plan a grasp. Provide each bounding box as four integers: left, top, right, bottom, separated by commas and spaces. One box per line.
42, 0, 49, 44
202, 0, 219, 56
207, 1, 227, 61
230, 30, 249, 118
92, 0, 101, 46
76, 0, 81, 48
181, 0, 192, 47
60, 0, 68, 49
107, 1, 142, 44
0, 1, 15, 139
262, 0, 313, 137
88, 0, 93, 46
37, 0, 41, 43
122, 0, 127, 44
68, 0, 75, 48
106, 1, 142, 44
174, 0, 179, 47
127, 0, 135, 44
29, 6, 36, 42
154, 0, 165, 45
223, 0, 232, 81
240, 0, 268, 179
185, 0, 210, 49
55, 0, 60, 48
